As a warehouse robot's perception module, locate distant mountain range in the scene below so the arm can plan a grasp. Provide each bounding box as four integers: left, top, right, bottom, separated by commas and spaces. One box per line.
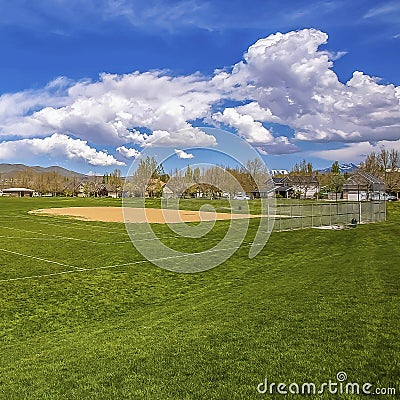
318, 163, 359, 174
0, 164, 85, 178
0, 162, 360, 180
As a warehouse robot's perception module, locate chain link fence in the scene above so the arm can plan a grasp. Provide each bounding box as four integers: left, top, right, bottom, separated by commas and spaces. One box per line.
271, 201, 386, 232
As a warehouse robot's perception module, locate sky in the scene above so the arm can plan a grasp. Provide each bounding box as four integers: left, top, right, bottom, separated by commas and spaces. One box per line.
0, 0, 399, 175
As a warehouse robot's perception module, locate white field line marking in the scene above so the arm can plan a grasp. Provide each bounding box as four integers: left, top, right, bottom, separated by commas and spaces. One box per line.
0, 225, 109, 243
0, 235, 62, 241
0, 223, 249, 245
0, 219, 263, 246
0, 225, 165, 244
3, 218, 127, 234
0, 248, 83, 270
0, 269, 94, 282
0, 233, 180, 244
0, 222, 252, 245
0, 234, 132, 243
0, 231, 254, 246
0, 216, 126, 235
0, 241, 266, 283
0, 215, 127, 234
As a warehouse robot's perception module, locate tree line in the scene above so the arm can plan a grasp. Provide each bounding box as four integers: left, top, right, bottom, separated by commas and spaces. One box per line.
125, 156, 271, 198
359, 149, 400, 193
0, 169, 124, 197
287, 148, 400, 197
1, 148, 399, 197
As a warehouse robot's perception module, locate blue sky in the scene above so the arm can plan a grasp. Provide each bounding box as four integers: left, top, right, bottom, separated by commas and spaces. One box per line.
0, 0, 399, 174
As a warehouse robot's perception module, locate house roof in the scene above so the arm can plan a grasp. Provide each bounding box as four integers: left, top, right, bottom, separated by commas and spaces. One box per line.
162, 186, 173, 194
2, 187, 34, 192
351, 170, 384, 185
285, 174, 319, 185
343, 170, 385, 191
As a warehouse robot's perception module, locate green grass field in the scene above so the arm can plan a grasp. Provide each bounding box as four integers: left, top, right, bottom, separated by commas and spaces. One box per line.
0, 197, 399, 399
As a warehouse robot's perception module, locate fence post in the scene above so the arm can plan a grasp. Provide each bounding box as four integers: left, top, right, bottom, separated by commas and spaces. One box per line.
321, 204, 323, 227
311, 203, 314, 228
358, 201, 362, 224
384, 200, 386, 221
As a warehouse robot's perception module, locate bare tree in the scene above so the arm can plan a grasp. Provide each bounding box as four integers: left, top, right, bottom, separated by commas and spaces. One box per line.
361, 152, 381, 176
165, 169, 187, 198
360, 148, 400, 195
109, 169, 123, 197
389, 149, 399, 171
130, 156, 158, 197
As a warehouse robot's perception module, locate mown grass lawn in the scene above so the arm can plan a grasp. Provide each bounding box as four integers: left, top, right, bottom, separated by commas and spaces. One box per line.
0, 197, 399, 399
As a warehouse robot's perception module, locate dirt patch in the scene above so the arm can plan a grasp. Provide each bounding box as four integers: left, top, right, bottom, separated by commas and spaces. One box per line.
31, 207, 261, 224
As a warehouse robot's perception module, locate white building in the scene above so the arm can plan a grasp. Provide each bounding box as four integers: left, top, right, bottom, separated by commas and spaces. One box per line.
0, 188, 35, 197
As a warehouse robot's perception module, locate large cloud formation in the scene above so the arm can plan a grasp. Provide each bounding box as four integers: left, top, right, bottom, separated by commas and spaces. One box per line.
214, 29, 400, 144
0, 28, 399, 165
0, 133, 124, 166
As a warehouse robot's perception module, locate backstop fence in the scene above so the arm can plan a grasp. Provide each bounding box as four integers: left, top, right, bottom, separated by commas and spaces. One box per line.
271, 201, 386, 232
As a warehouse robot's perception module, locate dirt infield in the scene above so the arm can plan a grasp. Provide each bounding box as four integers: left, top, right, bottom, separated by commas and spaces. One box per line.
31, 207, 261, 224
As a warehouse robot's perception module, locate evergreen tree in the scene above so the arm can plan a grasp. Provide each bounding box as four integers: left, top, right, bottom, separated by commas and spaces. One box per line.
193, 167, 201, 183
331, 161, 340, 174
185, 165, 193, 179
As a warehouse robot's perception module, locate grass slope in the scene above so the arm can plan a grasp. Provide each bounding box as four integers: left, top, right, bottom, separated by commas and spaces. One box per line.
0, 197, 399, 399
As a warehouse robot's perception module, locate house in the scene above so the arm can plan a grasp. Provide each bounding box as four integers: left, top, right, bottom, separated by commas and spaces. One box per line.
250, 177, 276, 198
272, 177, 294, 198
70, 179, 121, 198
251, 175, 319, 199
162, 185, 174, 198
285, 175, 320, 199
343, 171, 385, 201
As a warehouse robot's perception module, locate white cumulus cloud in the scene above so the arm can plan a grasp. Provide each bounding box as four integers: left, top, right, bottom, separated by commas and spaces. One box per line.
0, 28, 399, 163
217, 28, 400, 145
174, 149, 194, 159
0, 133, 125, 166
0, 71, 219, 147
116, 145, 141, 158
213, 107, 274, 144
212, 105, 297, 153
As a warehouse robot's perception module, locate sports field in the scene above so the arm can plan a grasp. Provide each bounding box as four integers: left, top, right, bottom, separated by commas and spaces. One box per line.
0, 197, 399, 399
